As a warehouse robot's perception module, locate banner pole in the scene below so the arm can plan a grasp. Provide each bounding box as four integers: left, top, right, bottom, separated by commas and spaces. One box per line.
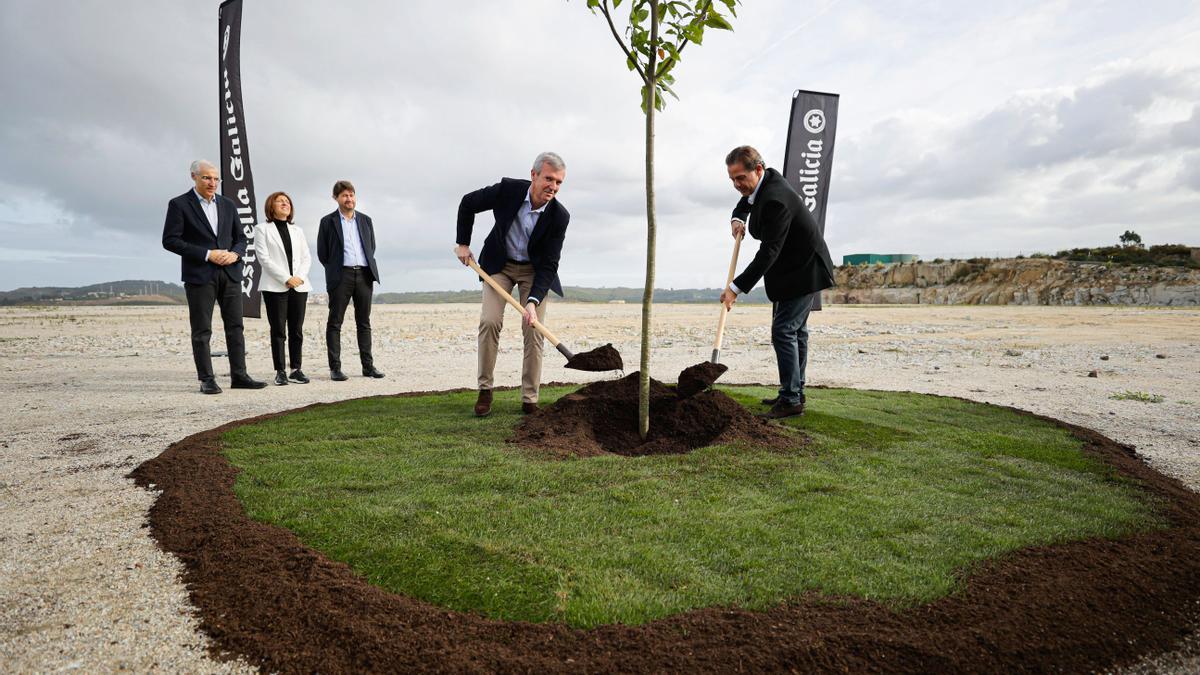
218, 0, 262, 318
782, 89, 840, 311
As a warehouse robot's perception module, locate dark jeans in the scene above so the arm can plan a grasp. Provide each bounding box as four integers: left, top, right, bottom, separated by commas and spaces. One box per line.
263, 289, 307, 371
772, 291, 818, 406
184, 273, 247, 381
326, 267, 374, 371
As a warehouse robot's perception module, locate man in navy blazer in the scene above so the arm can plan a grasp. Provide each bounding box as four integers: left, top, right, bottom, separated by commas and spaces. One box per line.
455, 152, 569, 416
161, 160, 266, 394
317, 179, 384, 381
719, 146, 835, 419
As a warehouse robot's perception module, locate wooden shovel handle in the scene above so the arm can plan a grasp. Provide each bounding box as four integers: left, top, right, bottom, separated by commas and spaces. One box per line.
466, 258, 561, 347
713, 233, 744, 353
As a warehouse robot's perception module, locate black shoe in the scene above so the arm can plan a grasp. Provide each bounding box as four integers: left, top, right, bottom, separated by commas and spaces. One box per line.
231, 374, 267, 390
761, 396, 779, 406
522, 401, 539, 415
200, 378, 222, 395
288, 369, 310, 384
362, 366, 385, 379
274, 371, 289, 386
330, 369, 349, 381
764, 400, 805, 419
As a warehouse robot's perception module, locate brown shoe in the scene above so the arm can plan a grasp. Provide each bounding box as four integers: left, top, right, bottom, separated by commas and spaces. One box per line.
522, 401, 539, 415
474, 389, 493, 417
764, 400, 805, 419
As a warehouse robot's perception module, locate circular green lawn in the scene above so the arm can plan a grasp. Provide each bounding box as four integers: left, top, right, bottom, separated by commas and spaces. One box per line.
221, 385, 1161, 628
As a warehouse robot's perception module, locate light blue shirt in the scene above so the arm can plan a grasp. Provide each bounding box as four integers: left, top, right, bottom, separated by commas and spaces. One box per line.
193, 189, 218, 235
504, 189, 545, 263
195, 189, 219, 263
340, 211, 368, 267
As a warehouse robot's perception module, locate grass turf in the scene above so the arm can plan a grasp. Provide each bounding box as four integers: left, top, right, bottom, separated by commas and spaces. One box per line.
221, 385, 1163, 628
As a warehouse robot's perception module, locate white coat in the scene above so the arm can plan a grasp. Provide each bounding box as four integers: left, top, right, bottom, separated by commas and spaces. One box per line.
253, 221, 313, 293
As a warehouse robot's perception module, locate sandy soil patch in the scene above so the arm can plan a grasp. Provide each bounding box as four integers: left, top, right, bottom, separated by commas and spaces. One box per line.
1, 303, 1197, 671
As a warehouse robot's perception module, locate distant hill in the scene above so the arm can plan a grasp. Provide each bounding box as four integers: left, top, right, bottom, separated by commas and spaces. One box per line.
0, 280, 767, 306
376, 286, 772, 304
0, 280, 185, 306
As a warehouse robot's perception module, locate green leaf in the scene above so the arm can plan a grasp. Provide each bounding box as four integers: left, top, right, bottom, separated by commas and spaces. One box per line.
705, 13, 733, 30
657, 80, 680, 101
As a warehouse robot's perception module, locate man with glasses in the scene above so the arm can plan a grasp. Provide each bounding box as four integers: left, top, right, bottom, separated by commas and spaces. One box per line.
162, 159, 266, 394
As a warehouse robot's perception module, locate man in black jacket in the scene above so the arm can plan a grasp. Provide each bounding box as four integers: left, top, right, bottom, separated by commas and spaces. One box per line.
719, 146, 835, 418
161, 160, 266, 394
455, 152, 569, 416
317, 180, 384, 381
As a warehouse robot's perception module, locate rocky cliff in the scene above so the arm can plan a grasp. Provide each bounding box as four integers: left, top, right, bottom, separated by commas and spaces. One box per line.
823, 258, 1200, 306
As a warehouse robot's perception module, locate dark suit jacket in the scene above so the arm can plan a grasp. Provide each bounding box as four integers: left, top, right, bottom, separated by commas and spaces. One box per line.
731, 168, 835, 302
161, 190, 246, 284
457, 178, 569, 302
317, 210, 380, 292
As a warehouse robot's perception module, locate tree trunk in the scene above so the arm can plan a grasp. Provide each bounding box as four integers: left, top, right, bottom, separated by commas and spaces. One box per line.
638, 1, 659, 440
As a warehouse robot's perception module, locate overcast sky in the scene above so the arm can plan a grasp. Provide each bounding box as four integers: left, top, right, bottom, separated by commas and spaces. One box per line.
2, 0, 1198, 293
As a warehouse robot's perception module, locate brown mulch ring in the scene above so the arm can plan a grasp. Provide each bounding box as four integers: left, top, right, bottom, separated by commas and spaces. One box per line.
129, 388, 1200, 674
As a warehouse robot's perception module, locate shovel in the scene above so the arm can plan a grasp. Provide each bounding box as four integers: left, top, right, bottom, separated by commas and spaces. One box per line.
676, 232, 742, 398
711, 231, 744, 364
465, 258, 623, 372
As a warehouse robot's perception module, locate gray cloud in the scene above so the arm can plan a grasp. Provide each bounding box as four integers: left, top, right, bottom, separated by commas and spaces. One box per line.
2, 0, 1200, 291
1180, 152, 1200, 192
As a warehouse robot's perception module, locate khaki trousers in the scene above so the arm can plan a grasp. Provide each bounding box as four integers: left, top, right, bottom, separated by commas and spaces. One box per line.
477, 261, 549, 402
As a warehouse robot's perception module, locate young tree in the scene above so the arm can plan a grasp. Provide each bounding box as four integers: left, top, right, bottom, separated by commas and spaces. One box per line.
579, 0, 739, 438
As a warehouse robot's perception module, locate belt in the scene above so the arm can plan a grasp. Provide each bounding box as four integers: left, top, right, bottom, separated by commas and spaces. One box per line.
507, 258, 532, 265
343, 265, 366, 270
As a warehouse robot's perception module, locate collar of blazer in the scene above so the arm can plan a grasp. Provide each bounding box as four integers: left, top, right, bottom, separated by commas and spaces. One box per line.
328, 210, 368, 247
528, 198, 560, 247
185, 190, 223, 242
748, 169, 785, 214
757, 168, 782, 198
261, 220, 296, 243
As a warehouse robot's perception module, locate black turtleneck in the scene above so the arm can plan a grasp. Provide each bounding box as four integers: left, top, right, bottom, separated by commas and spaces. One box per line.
272, 219, 294, 276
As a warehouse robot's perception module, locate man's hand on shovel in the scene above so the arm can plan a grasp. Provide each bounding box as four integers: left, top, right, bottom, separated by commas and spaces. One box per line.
523, 302, 537, 327
454, 244, 474, 266
719, 220, 744, 312
720, 287, 737, 311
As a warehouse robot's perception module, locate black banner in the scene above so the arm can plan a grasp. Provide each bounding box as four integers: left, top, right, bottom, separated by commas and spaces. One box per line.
782, 90, 839, 310
218, 0, 261, 317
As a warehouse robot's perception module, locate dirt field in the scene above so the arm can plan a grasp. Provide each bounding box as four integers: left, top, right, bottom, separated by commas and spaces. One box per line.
1, 303, 1198, 672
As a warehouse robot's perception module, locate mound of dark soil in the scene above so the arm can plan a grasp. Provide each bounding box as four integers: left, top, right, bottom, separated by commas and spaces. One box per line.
677, 361, 729, 398
511, 372, 794, 457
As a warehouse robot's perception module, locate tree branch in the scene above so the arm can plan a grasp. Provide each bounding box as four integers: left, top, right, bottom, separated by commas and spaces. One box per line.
601, 0, 649, 84
654, 0, 713, 79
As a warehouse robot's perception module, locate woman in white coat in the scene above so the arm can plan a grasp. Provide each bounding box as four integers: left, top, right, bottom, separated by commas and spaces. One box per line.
254, 191, 313, 385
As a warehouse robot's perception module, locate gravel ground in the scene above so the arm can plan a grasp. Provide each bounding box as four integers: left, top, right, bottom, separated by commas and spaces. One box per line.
1, 303, 1197, 672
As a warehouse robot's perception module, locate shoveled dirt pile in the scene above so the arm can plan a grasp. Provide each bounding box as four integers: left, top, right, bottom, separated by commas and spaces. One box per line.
677, 361, 729, 399
564, 343, 624, 372
511, 372, 793, 457
129, 394, 1200, 674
